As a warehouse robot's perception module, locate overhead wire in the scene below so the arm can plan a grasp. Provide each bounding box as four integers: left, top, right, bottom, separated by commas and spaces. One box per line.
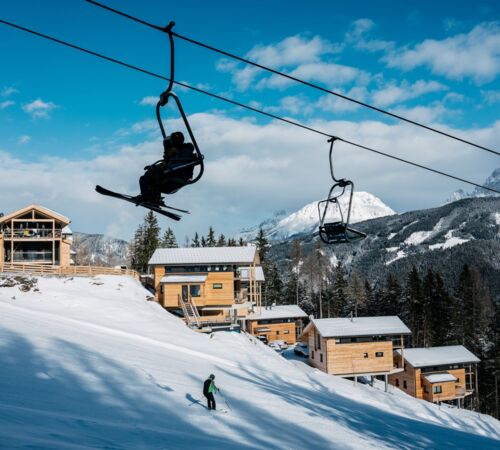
85, 0, 500, 157
0, 17, 499, 196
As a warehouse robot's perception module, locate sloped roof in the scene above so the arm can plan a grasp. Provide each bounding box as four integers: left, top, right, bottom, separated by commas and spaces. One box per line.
149, 246, 258, 265
425, 373, 457, 384
396, 346, 480, 368
246, 305, 307, 321
238, 266, 265, 282
0, 204, 70, 225
304, 316, 411, 338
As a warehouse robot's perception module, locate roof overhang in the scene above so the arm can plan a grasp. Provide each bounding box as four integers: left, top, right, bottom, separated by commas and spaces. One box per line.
0, 204, 70, 225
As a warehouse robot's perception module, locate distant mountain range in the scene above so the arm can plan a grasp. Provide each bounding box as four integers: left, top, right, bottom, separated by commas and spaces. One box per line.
240, 191, 395, 241
72, 232, 129, 267
447, 168, 500, 203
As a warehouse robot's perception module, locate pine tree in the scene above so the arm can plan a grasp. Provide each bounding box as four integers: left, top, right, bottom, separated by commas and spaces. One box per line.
238, 237, 245, 246
227, 238, 237, 247
284, 270, 299, 305
201, 236, 207, 247
421, 269, 436, 347
206, 227, 216, 247
265, 263, 283, 307
381, 274, 403, 316
161, 227, 178, 248
403, 266, 425, 347
217, 234, 227, 247
347, 272, 367, 317
141, 211, 161, 273
191, 232, 201, 247
129, 225, 145, 272
333, 262, 348, 316
430, 272, 452, 346
364, 280, 376, 316
255, 228, 269, 264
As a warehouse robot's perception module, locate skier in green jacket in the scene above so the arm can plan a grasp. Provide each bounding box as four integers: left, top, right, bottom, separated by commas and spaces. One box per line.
203, 374, 218, 410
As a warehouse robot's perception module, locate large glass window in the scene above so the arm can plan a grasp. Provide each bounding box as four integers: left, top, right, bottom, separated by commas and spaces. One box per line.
190, 285, 201, 297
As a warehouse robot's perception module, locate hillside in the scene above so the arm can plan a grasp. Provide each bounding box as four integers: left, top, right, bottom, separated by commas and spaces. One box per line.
240, 191, 395, 242
1, 275, 499, 449
72, 232, 130, 267
268, 196, 500, 302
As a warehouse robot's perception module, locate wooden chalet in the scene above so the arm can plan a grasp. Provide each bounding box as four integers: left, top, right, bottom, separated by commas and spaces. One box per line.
0, 204, 73, 267
148, 246, 263, 330
302, 316, 411, 390
244, 304, 308, 344
389, 345, 480, 407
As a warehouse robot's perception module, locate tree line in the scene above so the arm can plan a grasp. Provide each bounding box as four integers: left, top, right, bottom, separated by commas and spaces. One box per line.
128, 212, 247, 273
263, 239, 499, 418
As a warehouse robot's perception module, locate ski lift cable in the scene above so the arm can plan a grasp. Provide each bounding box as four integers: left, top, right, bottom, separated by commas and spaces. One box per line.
1, 18, 499, 196
85, 0, 500, 158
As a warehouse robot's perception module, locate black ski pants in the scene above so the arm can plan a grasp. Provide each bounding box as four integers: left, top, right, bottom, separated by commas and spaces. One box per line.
205, 393, 216, 410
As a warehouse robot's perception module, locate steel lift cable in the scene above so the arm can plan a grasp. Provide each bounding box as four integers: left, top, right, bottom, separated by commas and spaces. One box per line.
0, 18, 499, 196
85, 0, 500, 157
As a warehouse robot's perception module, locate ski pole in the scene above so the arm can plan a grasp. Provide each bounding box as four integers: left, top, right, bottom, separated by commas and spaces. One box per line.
219, 390, 232, 411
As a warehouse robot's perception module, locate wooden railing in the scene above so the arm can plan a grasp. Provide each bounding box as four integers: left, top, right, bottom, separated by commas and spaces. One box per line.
0, 263, 139, 279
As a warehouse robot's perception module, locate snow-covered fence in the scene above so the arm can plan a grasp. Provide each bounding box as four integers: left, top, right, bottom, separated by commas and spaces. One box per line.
0, 263, 139, 279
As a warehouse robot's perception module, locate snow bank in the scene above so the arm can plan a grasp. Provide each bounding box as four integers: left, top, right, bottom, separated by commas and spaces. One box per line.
1, 275, 499, 449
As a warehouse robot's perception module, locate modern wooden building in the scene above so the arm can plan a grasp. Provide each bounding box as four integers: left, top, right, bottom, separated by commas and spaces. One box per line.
148, 246, 263, 329
389, 345, 480, 407
245, 305, 308, 344
302, 316, 411, 390
0, 204, 73, 267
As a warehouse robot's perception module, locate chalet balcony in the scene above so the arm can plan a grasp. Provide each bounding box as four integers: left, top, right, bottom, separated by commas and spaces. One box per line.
4, 229, 62, 239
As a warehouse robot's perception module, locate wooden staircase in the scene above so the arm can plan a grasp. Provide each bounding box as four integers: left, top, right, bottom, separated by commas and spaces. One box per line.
178, 293, 201, 328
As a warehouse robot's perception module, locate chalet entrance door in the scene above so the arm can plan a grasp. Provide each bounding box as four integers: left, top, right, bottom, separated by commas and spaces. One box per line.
181, 285, 189, 302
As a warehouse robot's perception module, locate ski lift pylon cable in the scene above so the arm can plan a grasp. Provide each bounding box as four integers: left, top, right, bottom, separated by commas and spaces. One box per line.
0, 18, 499, 197
85, 0, 500, 158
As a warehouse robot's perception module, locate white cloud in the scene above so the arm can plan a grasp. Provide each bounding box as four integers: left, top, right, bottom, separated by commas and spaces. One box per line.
0, 100, 15, 109
371, 80, 448, 107
1, 112, 498, 240
17, 135, 31, 145
220, 34, 342, 90
22, 98, 58, 119
385, 22, 500, 83
316, 87, 369, 113
258, 62, 370, 90
247, 35, 341, 67
482, 90, 500, 104
1, 86, 18, 97
345, 18, 395, 52
139, 96, 158, 106
390, 104, 451, 123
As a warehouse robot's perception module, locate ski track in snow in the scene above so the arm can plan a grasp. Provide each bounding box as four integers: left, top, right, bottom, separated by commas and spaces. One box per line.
1, 275, 499, 449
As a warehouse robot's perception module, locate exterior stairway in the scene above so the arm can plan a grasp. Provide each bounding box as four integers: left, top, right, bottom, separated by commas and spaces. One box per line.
178, 294, 201, 328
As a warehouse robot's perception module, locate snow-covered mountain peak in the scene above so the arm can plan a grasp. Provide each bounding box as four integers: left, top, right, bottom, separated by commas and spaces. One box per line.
243, 191, 395, 241
447, 167, 500, 203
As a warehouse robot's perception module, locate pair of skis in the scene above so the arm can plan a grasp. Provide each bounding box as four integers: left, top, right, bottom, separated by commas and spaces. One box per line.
95, 185, 189, 221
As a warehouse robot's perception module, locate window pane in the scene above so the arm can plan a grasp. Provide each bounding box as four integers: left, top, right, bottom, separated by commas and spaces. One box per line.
190, 285, 201, 297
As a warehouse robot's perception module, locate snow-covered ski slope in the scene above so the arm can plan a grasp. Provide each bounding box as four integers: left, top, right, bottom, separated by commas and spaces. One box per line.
1, 276, 499, 449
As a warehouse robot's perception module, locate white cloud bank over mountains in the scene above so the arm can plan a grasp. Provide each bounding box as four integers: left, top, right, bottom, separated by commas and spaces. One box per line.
0, 112, 498, 241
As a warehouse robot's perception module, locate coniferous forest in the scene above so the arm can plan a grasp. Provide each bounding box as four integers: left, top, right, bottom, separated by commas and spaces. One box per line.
128, 215, 499, 418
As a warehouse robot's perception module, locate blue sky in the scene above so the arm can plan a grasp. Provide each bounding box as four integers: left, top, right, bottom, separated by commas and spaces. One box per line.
0, 0, 499, 241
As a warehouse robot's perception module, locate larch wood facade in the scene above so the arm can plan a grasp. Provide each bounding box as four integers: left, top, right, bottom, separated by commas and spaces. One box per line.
302, 317, 411, 388
148, 247, 263, 328
0, 205, 73, 268
389, 347, 479, 407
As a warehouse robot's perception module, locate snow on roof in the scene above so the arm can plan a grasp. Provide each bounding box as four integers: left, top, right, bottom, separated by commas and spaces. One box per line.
246, 305, 308, 321
238, 266, 265, 282
149, 246, 258, 265
161, 275, 207, 283
307, 316, 411, 338
62, 226, 73, 234
396, 346, 480, 368
425, 373, 457, 384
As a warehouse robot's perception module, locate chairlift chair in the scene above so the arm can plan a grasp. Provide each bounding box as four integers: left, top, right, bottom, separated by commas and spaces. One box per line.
317, 138, 366, 244
95, 22, 204, 220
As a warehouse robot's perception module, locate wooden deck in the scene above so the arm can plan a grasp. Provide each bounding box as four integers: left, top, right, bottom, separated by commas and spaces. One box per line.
0, 263, 139, 279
